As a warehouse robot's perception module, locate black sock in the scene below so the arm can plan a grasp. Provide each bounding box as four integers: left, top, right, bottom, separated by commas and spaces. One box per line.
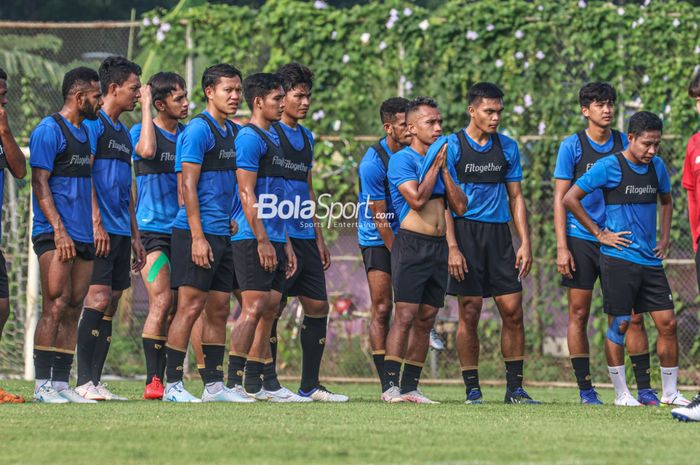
143, 337, 165, 384
156, 341, 167, 382
270, 318, 278, 365
202, 344, 225, 384
300, 315, 327, 392
226, 354, 246, 388
165, 347, 186, 383
372, 351, 386, 391
91, 317, 113, 385
462, 368, 480, 394
52, 352, 74, 384
34, 348, 54, 381
630, 353, 652, 390
571, 356, 593, 390
262, 360, 282, 391
505, 359, 524, 391
383, 359, 401, 390
76, 307, 102, 386
400, 362, 423, 394
197, 365, 206, 381
244, 360, 264, 393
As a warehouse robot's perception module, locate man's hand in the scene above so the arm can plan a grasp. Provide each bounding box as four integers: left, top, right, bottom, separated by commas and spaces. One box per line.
192, 235, 214, 269
258, 239, 277, 272
230, 219, 238, 237
139, 84, 152, 108
448, 245, 468, 282
654, 238, 671, 259
317, 239, 331, 271
94, 222, 110, 257
54, 230, 76, 263
515, 243, 532, 280
131, 237, 146, 272
0, 106, 10, 135
597, 229, 632, 250
556, 246, 576, 279
434, 143, 447, 169
285, 241, 297, 278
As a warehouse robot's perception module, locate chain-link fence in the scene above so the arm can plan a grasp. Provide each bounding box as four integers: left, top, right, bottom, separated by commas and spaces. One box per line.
0, 21, 699, 386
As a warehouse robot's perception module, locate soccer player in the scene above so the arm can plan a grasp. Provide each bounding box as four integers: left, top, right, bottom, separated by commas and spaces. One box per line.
273, 63, 347, 402
382, 97, 467, 404
30, 67, 102, 403
163, 64, 248, 403
357, 97, 409, 391
228, 72, 306, 402
0, 68, 27, 404
74, 56, 146, 401
564, 111, 689, 408
554, 82, 650, 405
444, 82, 538, 404
673, 72, 700, 421
130, 71, 189, 400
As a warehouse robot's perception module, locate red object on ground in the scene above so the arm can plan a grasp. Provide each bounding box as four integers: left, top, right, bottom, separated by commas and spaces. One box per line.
143, 376, 165, 400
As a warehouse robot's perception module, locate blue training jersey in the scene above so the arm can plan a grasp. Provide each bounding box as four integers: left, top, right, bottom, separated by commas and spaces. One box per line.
576, 154, 670, 266
554, 131, 629, 242
29, 115, 93, 243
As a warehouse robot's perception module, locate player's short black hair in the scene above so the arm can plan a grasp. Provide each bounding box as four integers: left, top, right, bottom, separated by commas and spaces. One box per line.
243, 72, 284, 109
0, 68, 7, 81
98, 56, 141, 94
201, 63, 242, 95
277, 63, 313, 92
380, 97, 410, 124
689, 72, 700, 99
579, 82, 617, 107
627, 111, 663, 136
467, 82, 504, 106
62, 66, 100, 100
405, 96, 438, 120
148, 72, 186, 105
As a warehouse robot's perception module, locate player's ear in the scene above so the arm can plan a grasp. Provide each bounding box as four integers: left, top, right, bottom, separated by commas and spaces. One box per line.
154, 99, 165, 112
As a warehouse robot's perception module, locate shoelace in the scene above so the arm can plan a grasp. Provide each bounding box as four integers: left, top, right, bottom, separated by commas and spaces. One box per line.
686, 395, 700, 408
317, 385, 334, 394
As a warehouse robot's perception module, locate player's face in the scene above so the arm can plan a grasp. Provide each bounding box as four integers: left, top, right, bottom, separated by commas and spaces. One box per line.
468, 98, 503, 134
208, 76, 242, 116
582, 100, 615, 128
257, 87, 285, 122
384, 112, 412, 147
628, 130, 661, 164
408, 106, 442, 146
0, 80, 8, 107
159, 85, 189, 120
283, 85, 311, 120
79, 81, 104, 121
112, 73, 141, 112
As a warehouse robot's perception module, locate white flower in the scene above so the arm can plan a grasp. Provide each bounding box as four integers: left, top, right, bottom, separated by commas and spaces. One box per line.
638, 17, 645, 25
524, 62, 530, 69
419, 19, 430, 31
663, 75, 669, 81
486, 24, 495, 32
513, 105, 525, 115
156, 30, 165, 42
695, 45, 700, 54
312, 110, 326, 121
665, 104, 672, 114
333, 120, 342, 131
634, 96, 643, 106
360, 32, 371, 44
631, 21, 638, 29
514, 30, 524, 39
694, 65, 700, 75
331, 30, 337, 39
617, 7, 625, 15
588, 62, 595, 70
642, 75, 650, 84
142, 17, 151, 26
152, 16, 160, 25
160, 22, 171, 32
390, 8, 398, 17
386, 17, 397, 29
342, 54, 350, 64
672, 18, 681, 28
405, 81, 413, 92
403, 7, 413, 16
515, 51, 524, 60
644, 0, 651, 6
524, 94, 533, 107
466, 30, 479, 41
537, 5, 543, 11
379, 41, 387, 51
495, 59, 504, 68
314, 0, 328, 9
538, 121, 546, 135
536, 50, 545, 60
578, 0, 587, 7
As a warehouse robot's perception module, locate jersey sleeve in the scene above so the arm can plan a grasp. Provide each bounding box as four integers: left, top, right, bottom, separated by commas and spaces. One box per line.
654, 157, 671, 194
177, 119, 211, 165
83, 118, 104, 155
553, 136, 577, 180
130, 124, 142, 157
29, 120, 63, 172
359, 150, 388, 201
235, 130, 266, 172
388, 153, 418, 188
502, 136, 523, 182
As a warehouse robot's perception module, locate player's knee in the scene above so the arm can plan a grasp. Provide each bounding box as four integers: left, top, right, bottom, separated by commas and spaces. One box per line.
89, 291, 112, 312
244, 300, 268, 320
501, 309, 524, 330
657, 317, 677, 338
62, 306, 82, 325
569, 304, 590, 327
374, 301, 392, 325
606, 315, 630, 346
628, 314, 645, 331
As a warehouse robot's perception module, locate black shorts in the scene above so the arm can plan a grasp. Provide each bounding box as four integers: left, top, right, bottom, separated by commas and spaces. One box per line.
0, 250, 8, 299
560, 236, 600, 290
32, 233, 95, 262
446, 219, 522, 298
170, 228, 234, 293
600, 254, 673, 315
91, 233, 131, 291
391, 229, 448, 308
140, 231, 171, 258
284, 238, 327, 301
361, 245, 392, 275
232, 239, 287, 293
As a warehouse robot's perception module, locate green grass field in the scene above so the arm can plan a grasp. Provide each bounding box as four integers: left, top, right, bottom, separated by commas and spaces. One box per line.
0, 380, 697, 465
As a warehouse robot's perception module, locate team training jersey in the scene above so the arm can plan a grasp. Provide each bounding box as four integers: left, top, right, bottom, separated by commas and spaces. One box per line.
388, 138, 455, 224
29, 114, 93, 243
446, 130, 522, 223
84, 110, 133, 236
172, 111, 238, 236
0, 139, 5, 242
131, 122, 182, 234
576, 154, 670, 267
554, 130, 628, 242
273, 121, 315, 240
232, 124, 287, 243
357, 138, 400, 247
682, 131, 700, 250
